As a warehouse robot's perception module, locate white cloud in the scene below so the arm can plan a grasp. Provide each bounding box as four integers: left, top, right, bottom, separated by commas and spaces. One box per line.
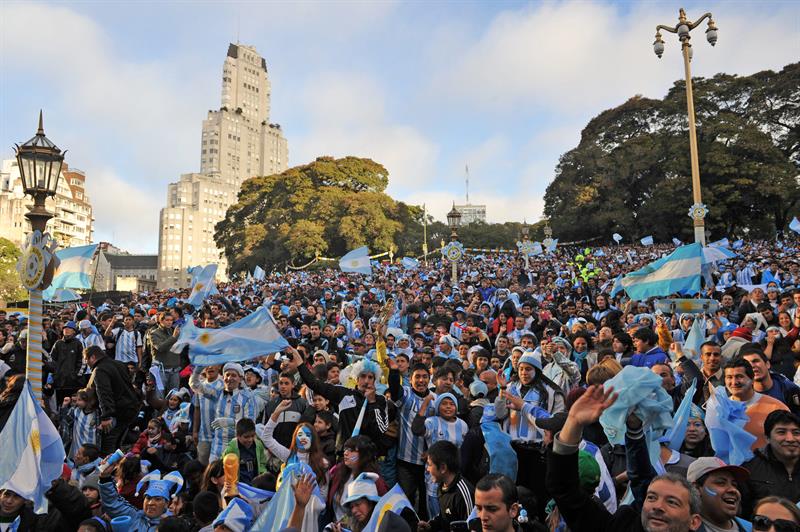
432, 1, 800, 113
291, 72, 440, 193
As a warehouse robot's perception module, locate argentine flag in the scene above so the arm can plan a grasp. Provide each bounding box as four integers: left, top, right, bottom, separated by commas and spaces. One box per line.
0, 381, 66, 513
173, 306, 289, 366
49, 244, 98, 290
401, 257, 419, 270
672, 238, 683, 247
339, 246, 372, 275
187, 264, 217, 306
640, 235, 654, 246
709, 237, 730, 248
618, 243, 703, 299
612, 233, 623, 243
253, 265, 266, 281
546, 239, 558, 252
364, 483, 417, 531
790, 217, 800, 234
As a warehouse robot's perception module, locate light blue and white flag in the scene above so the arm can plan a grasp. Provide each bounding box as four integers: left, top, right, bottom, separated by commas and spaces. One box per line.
42, 287, 81, 302
580, 440, 617, 512
666, 378, 697, 451
187, 264, 218, 306
364, 483, 417, 531
706, 385, 756, 465
682, 317, 707, 362
617, 243, 703, 300
546, 239, 558, 252
732, 240, 744, 250
251, 463, 324, 532
709, 237, 730, 248
253, 265, 266, 281
0, 381, 66, 513
339, 246, 372, 275
593, 249, 606, 257
790, 217, 800, 234
49, 244, 98, 290
702, 245, 737, 265
173, 306, 289, 366
640, 235, 654, 246
237, 482, 274, 503
612, 233, 623, 243
401, 257, 419, 270
672, 238, 683, 247
531, 242, 544, 256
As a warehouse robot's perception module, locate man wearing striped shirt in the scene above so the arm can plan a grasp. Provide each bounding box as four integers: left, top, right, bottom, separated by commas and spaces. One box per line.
388, 360, 434, 518
190, 365, 223, 465
106, 315, 143, 365
190, 362, 256, 462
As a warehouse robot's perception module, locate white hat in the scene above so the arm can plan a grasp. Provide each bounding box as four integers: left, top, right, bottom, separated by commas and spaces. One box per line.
343, 472, 381, 506
79, 319, 93, 330
222, 362, 244, 378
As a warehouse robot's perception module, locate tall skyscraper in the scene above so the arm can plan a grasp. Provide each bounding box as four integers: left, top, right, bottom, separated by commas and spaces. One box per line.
158, 44, 288, 289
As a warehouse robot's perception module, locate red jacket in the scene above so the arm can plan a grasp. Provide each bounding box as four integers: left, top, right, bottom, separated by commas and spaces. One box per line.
131, 431, 165, 455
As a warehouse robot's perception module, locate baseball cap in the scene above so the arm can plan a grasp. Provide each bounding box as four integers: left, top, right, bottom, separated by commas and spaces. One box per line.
686, 457, 749, 485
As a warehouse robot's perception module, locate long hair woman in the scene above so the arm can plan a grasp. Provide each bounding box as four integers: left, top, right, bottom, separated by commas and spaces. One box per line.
327, 435, 387, 522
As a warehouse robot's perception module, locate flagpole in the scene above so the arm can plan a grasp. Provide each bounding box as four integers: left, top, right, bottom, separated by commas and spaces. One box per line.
422, 203, 428, 266
85, 248, 102, 309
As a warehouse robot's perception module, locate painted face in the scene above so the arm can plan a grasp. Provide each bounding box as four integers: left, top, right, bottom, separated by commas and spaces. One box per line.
295, 426, 313, 451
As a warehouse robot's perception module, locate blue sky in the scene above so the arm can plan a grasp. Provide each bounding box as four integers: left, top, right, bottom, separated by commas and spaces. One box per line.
1, 1, 798, 253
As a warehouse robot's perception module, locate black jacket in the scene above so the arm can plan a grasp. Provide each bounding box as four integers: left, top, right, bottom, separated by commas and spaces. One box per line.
49, 336, 85, 389
428, 473, 474, 532
742, 445, 800, 517
87, 355, 140, 421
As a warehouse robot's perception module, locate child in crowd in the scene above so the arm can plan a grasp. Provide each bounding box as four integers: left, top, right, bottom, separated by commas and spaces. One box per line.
223, 418, 267, 484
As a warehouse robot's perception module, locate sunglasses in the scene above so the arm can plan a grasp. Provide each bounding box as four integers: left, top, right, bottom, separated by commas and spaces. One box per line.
753, 516, 800, 532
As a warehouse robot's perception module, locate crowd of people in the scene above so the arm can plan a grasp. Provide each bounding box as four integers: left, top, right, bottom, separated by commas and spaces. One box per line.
1, 237, 800, 532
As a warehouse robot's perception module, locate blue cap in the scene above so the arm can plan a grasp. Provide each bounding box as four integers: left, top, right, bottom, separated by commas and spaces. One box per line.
434, 392, 458, 412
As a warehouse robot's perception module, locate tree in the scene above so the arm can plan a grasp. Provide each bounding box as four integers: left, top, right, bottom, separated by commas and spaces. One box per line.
0, 238, 26, 303
216, 157, 410, 273
544, 62, 800, 242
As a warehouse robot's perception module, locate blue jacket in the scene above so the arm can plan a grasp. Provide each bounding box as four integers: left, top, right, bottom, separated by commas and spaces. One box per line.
629, 347, 668, 369
99, 478, 162, 532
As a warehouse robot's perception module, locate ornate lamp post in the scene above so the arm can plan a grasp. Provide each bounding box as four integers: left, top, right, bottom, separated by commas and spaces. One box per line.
516, 220, 534, 269
443, 204, 464, 283
14, 112, 64, 401
542, 224, 555, 254
654, 8, 718, 245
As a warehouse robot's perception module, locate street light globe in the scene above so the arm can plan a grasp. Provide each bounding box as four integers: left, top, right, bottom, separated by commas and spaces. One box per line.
677, 24, 690, 39
653, 39, 665, 58
706, 22, 718, 46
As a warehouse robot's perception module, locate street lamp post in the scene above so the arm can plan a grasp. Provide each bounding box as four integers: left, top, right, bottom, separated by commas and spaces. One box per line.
516, 221, 533, 269
654, 8, 718, 246
444, 204, 464, 283
13, 111, 64, 401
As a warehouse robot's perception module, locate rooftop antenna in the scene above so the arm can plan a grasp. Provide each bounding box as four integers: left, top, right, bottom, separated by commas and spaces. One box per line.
236, 12, 240, 45
465, 164, 470, 205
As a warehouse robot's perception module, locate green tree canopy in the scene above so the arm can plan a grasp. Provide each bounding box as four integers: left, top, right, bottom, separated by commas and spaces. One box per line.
0, 238, 26, 303
544, 62, 800, 242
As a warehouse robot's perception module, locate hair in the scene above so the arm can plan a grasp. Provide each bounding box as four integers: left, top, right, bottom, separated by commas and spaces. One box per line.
156, 516, 192, 532
77, 518, 110, 532
475, 474, 518, 509
739, 343, 768, 361
77, 387, 98, 412
83, 345, 105, 361
427, 441, 460, 473
700, 340, 720, 350
586, 364, 618, 386
0, 374, 25, 402
116, 455, 142, 484
651, 473, 702, 515
433, 366, 455, 382
335, 435, 380, 500
632, 327, 658, 346
315, 410, 335, 429
764, 410, 800, 438
411, 363, 430, 375
288, 422, 327, 486
724, 357, 755, 380
753, 496, 800, 523
192, 491, 221, 525
81, 443, 101, 462
235, 417, 256, 437
612, 331, 634, 353
200, 460, 224, 493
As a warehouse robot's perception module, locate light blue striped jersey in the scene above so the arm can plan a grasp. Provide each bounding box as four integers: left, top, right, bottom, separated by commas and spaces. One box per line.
396, 386, 433, 465
192, 378, 224, 443
504, 382, 551, 443
209, 387, 257, 461
70, 407, 98, 461
423, 416, 468, 448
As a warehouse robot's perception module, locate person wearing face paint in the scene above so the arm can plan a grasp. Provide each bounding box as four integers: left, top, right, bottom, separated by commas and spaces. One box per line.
190, 362, 256, 462
259, 399, 330, 499
222, 418, 267, 484
687, 457, 752, 532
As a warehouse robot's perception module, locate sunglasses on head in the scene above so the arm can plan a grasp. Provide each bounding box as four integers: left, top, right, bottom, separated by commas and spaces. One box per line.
753, 516, 800, 532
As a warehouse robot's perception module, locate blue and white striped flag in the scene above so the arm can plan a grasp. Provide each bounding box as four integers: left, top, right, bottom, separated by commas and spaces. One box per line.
612, 233, 623, 243
364, 483, 417, 531
49, 244, 98, 290
531, 242, 544, 256
339, 246, 372, 275
706, 385, 756, 465
173, 306, 289, 366
580, 440, 617, 512
401, 257, 419, 270
790, 217, 800, 234
251, 463, 324, 532
732, 239, 744, 250
546, 239, 558, 252
617, 243, 702, 300
666, 378, 697, 451
672, 238, 683, 247
253, 265, 266, 281
640, 235, 654, 246
187, 264, 217, 306
683, 317, 707, 362
0, 381, 66, 513
709, 237, 730, 248
593, 249, 605, 257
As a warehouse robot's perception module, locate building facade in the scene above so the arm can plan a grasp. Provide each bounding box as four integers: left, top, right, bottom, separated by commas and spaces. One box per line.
454, 203, 487, 225
93, 250, 158, 293
0, 159, 94, 248
158, 43, 288, 289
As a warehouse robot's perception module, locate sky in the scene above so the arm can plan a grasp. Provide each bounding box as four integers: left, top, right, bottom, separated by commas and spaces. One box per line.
1, 1, 798, 254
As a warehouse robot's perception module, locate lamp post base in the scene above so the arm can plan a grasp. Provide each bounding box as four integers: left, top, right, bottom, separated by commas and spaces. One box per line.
694, 224, 706, 246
